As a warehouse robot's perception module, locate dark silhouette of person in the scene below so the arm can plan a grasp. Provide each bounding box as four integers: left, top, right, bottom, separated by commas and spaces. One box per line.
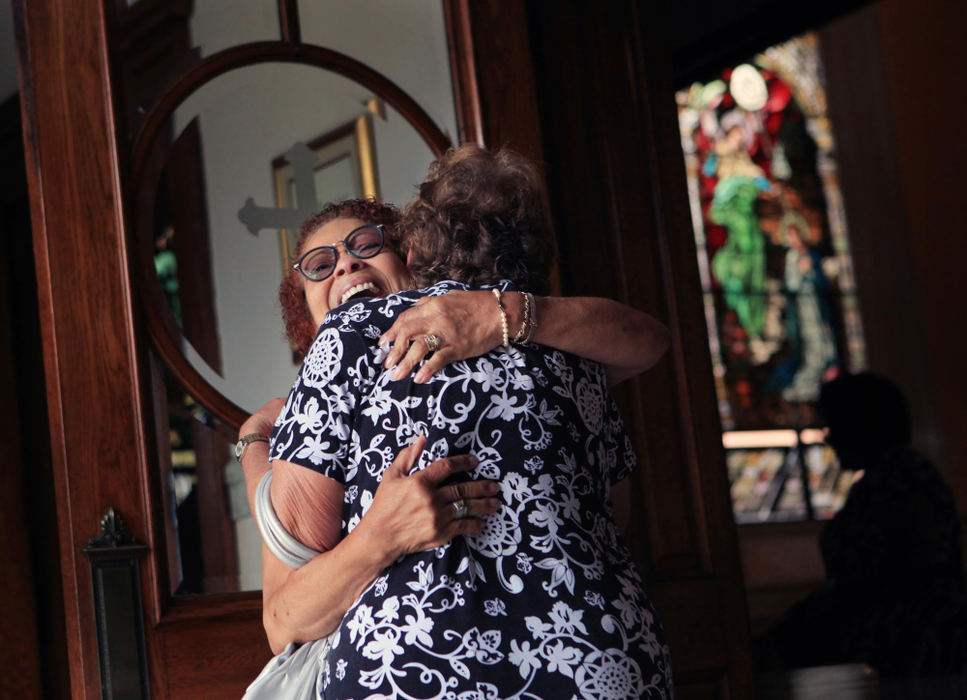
771, 372, 967, 678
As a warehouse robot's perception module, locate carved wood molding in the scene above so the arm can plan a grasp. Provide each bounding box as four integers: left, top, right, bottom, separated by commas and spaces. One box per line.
442, 0, 483, 146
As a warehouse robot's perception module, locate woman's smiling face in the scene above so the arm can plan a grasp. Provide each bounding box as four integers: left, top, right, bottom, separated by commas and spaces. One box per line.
300, 217, 412, 329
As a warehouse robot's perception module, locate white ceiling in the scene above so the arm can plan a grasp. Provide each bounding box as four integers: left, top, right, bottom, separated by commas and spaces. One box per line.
1, 1, 18, 101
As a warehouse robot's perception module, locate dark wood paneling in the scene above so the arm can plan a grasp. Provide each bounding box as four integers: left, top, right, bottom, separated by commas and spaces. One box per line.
442, 0, 484, 146
818, 6, 938, 466
16, 0, 276, 695
528, 0, 710, 576
0, 93, 45, 700
159, 615, 268, 699
444, 0, 757, 688
105, 0, 196, 143
276, 0, 301, 44
450, 0, 544, 162
737, 521, 825, 635
874, 0, 967, 512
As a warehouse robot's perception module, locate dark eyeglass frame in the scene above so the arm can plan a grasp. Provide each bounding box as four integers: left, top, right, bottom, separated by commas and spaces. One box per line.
292, 224, 386, 282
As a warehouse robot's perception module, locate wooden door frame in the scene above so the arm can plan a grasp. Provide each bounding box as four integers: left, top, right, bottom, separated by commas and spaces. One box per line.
15, 0, 165, 694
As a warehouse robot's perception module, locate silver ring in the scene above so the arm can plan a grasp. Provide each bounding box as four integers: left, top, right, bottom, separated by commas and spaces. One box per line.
451, 499, 468, 520
423, 334, 442, 352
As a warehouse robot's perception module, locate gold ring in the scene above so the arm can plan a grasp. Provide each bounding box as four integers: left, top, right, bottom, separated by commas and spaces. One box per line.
424, 334, 442, 352
451, 499, 468, 519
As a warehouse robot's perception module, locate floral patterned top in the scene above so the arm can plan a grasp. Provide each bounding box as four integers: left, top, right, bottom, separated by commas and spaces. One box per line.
270, 281, 673, 699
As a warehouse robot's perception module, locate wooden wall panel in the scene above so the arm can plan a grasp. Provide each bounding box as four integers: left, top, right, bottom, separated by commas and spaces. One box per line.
443, 0, 544, 161
875, 0, 967, 509
158, 614, 268, 699
527, 0, 712, 577
818, 6, 939, 466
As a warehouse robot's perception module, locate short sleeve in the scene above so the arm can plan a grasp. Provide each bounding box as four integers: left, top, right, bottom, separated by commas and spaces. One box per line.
269, 325, 377, 484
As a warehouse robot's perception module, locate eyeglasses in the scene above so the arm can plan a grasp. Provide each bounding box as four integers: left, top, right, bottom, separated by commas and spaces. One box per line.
293, 224, 386, 282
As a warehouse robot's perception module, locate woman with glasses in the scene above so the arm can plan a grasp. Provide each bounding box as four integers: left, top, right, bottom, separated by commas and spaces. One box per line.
241, 146, 672, 698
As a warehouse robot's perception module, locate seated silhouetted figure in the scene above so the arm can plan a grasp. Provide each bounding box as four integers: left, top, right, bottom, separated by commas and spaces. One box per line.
772, 372, 967, 678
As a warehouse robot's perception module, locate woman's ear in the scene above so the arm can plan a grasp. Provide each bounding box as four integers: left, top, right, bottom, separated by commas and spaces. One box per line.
406, 248, 414, 267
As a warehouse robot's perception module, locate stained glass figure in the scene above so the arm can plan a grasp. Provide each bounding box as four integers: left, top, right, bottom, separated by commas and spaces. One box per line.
677, 33, 866, 521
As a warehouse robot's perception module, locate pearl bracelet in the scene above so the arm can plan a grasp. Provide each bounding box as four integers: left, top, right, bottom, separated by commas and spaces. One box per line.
492, 288, 509, 347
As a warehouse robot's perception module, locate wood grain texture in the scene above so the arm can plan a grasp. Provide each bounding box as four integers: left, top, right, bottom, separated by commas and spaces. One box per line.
276, 0, 301, 44
456, 0, 544, 162
442, 0, 484, 146
818, 7, 939, 467
159, 614, 269, 700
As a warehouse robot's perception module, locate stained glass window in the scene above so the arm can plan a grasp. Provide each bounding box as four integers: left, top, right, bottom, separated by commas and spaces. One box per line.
676, 33, 865, 522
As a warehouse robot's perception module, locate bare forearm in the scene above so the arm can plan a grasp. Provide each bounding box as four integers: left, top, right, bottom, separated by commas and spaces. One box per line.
262, 520, 392, 654
239, 398, 285, 515
241, 442, 271, 517
508, 294, 670, 384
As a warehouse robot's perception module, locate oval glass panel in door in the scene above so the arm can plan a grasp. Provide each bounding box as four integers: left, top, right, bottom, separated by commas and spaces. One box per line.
144, 61, 445, 594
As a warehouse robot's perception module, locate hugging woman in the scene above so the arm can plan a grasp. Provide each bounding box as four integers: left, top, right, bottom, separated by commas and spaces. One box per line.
242, 145, 673, 698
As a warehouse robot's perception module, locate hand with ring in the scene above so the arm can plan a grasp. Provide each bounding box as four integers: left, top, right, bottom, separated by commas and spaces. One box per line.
451, 499, 469, 520
362, 435, 501, 558
423, 333, 443, 353
379, 290, 512, 383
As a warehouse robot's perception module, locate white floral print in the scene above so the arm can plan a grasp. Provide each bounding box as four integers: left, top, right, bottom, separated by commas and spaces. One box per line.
270, 281, 673, 698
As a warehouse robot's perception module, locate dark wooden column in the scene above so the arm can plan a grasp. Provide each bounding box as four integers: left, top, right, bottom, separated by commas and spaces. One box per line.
443, 0, 544, 160
452, 1, 755, 694
14, 0, 159, 695
0, 93, 48, 700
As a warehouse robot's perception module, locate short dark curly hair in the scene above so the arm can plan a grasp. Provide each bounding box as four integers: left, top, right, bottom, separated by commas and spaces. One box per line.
402, 144, 554, 294
279, 198, 402, 354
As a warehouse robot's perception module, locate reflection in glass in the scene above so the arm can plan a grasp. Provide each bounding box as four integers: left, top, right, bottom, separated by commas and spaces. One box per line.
151, 348, 258, 594
145, 61, 446, 594
188, 0, 280, 58
151, 63, 435, 414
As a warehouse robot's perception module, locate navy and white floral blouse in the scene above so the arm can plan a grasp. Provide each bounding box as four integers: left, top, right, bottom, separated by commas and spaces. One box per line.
270, 280, 673, 699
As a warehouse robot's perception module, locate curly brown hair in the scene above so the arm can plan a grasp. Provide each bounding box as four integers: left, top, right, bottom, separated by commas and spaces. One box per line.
279, 199, 402, 353
402, 144, 554, 294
